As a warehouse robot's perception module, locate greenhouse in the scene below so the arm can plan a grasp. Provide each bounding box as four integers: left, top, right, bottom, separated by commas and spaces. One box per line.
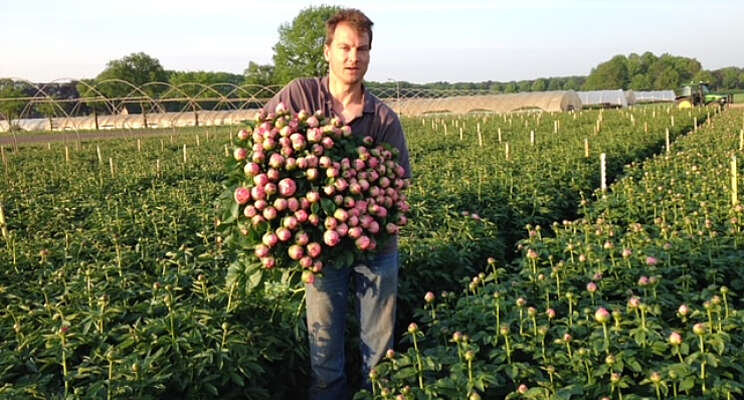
576, 90, 629, 108
393, 91, 582, 115
0, 109, 259, 132
632, 90, 676, 103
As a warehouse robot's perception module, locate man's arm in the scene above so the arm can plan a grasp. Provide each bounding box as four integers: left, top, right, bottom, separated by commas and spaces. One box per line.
262, 79, 307, 115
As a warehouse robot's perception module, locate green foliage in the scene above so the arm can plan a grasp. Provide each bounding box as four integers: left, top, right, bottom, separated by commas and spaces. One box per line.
243, 61, 276, 87
0, 79, 28, 123
583, 55, 629, 90
272, 5, 341, 85
531, 79, 547, 92
94, 52, 168, 99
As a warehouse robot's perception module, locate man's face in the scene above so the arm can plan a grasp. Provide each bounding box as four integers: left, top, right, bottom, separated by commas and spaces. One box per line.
324, 22, 370, 86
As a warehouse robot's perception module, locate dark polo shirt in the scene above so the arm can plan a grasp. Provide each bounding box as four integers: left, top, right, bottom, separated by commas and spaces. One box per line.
263, 76, 411, 254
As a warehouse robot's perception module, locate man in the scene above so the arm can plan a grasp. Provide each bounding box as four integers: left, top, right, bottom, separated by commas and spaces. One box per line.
262, 8, 411, 400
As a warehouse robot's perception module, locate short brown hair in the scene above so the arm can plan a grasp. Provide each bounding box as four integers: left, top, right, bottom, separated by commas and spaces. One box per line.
325, 9, 373, 48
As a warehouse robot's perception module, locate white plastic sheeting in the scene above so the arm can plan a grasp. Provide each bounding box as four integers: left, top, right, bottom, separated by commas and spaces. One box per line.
0, 109, 259, 132
392, 91, 582, 115
632, 90, 676, 103
577, 90, 629, 108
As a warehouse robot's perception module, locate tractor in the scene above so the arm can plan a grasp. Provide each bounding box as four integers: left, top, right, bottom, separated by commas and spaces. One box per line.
675, 82, 733, 109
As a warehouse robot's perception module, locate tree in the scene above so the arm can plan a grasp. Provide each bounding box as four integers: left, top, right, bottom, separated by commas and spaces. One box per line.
563, 78, 579, 91
531, 78, 547, 92
272, 5, 341, 85
629, 74, 651, 91
518, 81, 531, 92
739, 72, 744, 89
243, 62, 276, 87
0, 79, 28, 129
547, 78, 562, 91
504, 82, 517, 93
95, 52, 168, 100
693, 70, 715, 86
654, 67, 679, 90
583, 55, 629, 90
720, 67, 739, 89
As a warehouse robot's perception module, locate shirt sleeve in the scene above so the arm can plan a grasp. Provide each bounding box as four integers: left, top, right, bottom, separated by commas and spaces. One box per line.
262, 79, 308, 115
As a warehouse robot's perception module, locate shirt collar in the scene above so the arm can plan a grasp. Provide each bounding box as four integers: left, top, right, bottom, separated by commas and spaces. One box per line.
321, 75, 376, 115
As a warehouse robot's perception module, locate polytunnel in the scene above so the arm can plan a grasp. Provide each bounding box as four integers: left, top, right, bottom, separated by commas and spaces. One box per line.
632, 90, 676, 103
389, 91, 582, 115
576, 90, 629, 108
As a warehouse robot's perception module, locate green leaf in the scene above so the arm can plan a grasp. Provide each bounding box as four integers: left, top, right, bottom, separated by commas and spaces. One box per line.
320, 198, 335, 216
247, 269, 263, 292
679, 377, 695, 392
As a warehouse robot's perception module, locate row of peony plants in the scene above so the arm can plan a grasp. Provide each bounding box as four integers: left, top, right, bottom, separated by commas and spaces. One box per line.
358, 108, 743, 400
0, 106, 713, 398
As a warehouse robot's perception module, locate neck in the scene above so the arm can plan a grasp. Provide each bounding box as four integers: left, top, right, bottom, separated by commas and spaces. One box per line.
328, 76, 364, 107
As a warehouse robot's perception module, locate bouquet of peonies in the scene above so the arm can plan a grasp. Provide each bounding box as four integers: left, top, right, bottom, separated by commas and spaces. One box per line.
220, 103, 409, 291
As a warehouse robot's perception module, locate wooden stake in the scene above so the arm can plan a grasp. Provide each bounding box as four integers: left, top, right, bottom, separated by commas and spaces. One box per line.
694, 116, 697, 131
109, 157, 115, 177
196, 135, 200, 147
665, 128, 671, 154
498, 128, 502, 143
459, 127, 463, 141
161, 139, 165, 152
584, 138, 589, 158
644, 122, 648, 133
224, 144, 229, 157
183, 144, 187, 164
600, 153, 607, 192
477, 123, 483, 147
740, 129, 743, 151
530, 130, 535, 146
505, 142, 510, 161
156, 159, 160, 176
96, 145, 102, 165
47, 142, 51, 150
65, 146, 69, 163
1, 146, 5, 169
733, 155, 739, 206
0, 201, 8, 241
671, 116, 674, 127
137, 139, 141, 152
444, 125, 448, 136
554, 120, 558, 134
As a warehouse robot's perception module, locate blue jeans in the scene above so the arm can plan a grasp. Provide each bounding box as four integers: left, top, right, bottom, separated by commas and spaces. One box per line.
305, 251, 399, 400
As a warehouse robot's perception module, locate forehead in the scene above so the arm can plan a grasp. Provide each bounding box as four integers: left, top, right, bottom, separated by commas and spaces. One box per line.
330, 22, 370, 46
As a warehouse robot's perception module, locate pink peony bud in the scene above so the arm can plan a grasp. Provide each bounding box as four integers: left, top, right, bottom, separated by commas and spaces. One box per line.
233, 147, 247, 161
234, 187, 251, 205
323, 230, 340, 247
594, 307, 611, 324
306, 242, 322, 258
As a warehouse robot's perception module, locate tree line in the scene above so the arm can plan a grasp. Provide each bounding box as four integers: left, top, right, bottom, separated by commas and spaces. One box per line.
2, 4, 744, 124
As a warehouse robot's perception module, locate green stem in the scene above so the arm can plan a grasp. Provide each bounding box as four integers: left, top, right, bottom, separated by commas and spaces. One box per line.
61, 335, 68, 398
519, 309, 524, 336
505, 335, 512, 364
602, 323, 609, 355
676, 346, 684, 363
701, 361, 706, 393
412, 333, 424, 389
468, 358, 473, 388
655, 383, 661, 400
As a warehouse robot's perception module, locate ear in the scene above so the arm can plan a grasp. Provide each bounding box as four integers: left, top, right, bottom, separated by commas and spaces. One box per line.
323, 44, 330, 62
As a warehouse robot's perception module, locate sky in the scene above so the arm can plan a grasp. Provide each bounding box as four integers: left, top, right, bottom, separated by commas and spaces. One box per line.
2, 0, 743, 84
